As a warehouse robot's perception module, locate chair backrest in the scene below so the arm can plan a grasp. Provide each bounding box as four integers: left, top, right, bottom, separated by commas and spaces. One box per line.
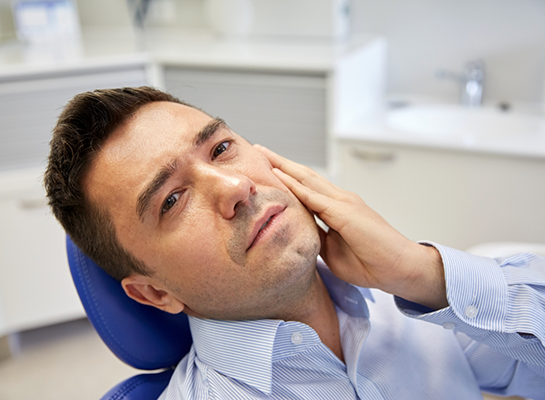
66, 235, 193, 370
101, 370, 175, 400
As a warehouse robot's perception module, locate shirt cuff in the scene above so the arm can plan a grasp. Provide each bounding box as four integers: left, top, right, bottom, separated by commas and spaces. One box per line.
396, 242, 509, 335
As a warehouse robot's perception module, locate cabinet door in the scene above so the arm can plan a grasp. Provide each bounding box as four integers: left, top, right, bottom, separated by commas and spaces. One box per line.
338, 140, 545, 250
0, 171, 84, 332
0, 66, 148, 172
164, 67, 327, 168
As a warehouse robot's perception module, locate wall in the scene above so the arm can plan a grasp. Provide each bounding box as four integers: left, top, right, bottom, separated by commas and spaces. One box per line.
351, 0, 545, 105
0, 0, 14, 39
76, 0, 205, 29
76, 0, 133, 28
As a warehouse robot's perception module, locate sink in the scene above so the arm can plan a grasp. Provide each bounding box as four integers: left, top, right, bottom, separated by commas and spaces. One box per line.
386, 104, 545, 137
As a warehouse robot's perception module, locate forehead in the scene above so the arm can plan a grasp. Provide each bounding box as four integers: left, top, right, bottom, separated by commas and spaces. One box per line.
93, 101, 212, 172
108, 101, 211, 152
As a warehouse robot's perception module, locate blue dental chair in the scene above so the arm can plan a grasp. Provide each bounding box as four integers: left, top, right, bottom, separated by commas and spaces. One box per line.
66, 235, 192, 400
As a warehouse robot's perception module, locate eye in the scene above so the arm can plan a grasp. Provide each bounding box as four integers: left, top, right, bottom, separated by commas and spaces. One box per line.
162, 192, 181, 214
212, 141, 231, 160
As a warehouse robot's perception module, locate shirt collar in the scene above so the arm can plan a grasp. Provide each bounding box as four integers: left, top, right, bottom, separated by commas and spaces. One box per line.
188, 261, 374, 395
188, 317, 281, 393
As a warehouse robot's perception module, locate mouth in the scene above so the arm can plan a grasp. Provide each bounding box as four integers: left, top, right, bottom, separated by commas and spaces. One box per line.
247, 205, 286, 251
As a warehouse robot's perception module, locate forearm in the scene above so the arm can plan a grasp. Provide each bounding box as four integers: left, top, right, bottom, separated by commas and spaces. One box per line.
396, 244, 545, 396
398, 243, 545, 344
378, 241, 448, 310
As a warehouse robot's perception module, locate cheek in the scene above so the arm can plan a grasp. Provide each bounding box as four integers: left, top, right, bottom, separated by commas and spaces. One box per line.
148, 212, 222, 267
168, 224, 224, 264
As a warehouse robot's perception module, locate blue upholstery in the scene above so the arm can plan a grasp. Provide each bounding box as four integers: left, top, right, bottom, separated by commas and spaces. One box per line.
101, 370, 175, 400
66, 235, 192, 399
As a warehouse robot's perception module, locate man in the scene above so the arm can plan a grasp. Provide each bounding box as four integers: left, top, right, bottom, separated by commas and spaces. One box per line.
45, 87, 545, 399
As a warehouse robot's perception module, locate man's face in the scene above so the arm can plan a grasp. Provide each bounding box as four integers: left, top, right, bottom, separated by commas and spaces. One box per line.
85, 101, 320, 320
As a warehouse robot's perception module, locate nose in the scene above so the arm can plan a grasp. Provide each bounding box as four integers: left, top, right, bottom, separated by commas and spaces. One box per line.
199, 165, 257, 219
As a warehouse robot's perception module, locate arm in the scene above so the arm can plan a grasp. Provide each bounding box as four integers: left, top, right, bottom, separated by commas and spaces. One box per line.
397, 243, 545, 398
256, 145, 545, 397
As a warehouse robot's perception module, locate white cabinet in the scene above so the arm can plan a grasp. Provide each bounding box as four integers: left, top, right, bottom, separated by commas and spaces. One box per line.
337, 139, 545, 251
0, 169, 84, 333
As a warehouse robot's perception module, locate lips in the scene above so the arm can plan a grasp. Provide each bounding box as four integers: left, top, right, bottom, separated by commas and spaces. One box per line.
247, 205, 286, 250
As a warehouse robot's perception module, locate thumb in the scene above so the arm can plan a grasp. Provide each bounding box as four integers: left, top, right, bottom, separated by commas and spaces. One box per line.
319, 228, 344, 267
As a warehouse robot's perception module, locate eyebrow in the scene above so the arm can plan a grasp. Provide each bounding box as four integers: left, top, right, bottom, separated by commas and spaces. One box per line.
136, 117, 227, 221
193, 118, 226, 147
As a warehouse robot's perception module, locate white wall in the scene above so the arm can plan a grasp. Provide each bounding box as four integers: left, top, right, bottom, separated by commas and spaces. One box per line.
76, 0, 133, 28
76, 0, 205, 28
351, 0, 545, 104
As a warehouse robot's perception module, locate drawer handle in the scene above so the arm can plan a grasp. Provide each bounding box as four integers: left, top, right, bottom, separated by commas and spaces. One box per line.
20, 198, 49, 209
352, 149, 396, 162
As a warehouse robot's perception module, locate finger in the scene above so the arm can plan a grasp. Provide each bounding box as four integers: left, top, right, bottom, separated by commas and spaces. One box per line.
321, 230, 373, 288
317, 224, 328, 258
255, 144, 313, 182
256, 144, 345, 200
254, 144, 286, 169
273, 168, 332, 213
273, 168, 349, 235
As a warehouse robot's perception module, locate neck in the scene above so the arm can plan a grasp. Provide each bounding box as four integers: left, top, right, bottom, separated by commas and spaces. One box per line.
278, 270, 344, 363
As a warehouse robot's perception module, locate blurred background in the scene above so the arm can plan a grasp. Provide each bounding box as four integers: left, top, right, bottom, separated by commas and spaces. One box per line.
0, 0, 543, 398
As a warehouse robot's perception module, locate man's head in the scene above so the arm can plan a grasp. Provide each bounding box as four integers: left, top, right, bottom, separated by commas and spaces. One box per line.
46, 87, 186, 280
46, 87, 320, 320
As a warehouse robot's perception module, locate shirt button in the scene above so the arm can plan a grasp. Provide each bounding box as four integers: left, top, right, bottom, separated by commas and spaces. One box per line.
442, 322, 455, 330
465, 305, 478, 318
291, 332, 303, 345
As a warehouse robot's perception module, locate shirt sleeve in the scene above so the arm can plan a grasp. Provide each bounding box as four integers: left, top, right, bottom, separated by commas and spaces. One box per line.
395, 242, 545, 399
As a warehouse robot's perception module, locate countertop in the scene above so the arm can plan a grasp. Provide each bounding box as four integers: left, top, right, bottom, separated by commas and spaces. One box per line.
336, 102, 545, 160
0, 28, 380, 80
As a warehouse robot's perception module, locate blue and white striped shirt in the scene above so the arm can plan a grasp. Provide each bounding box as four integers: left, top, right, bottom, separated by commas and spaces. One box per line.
159, 243, 545, 399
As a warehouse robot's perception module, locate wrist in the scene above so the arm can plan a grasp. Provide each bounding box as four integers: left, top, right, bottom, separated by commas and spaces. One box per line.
385, 242, 448, 310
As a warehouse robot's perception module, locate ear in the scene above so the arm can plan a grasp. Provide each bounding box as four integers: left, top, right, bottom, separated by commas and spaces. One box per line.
121, 274, 185, 314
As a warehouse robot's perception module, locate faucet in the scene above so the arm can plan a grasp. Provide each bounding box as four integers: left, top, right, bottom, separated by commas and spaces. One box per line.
437, 60, 485, 107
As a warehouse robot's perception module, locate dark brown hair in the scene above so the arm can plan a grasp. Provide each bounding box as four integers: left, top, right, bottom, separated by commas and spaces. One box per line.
45, 87, 194, 281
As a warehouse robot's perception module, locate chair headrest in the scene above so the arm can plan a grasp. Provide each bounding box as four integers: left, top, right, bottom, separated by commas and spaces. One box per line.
66, 235, 192, 370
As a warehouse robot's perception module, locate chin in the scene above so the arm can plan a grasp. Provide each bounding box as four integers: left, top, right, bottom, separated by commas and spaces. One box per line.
285, 225, 321, 281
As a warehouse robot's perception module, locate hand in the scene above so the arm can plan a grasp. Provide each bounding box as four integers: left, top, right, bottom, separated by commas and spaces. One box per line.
256, 145, 447, 310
